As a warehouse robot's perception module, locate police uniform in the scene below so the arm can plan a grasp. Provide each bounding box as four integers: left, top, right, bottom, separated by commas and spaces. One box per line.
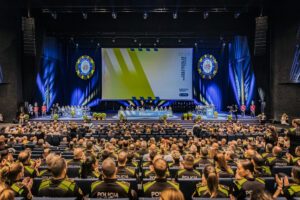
262, 152, 273, 159
81, 170, 102, 179
10, 181, 32, 200
144, 169, 170, 180
266, 156, 289, 167
143, 178, 179, 197
194, 157, 213, 166
232, 177, 265, 199
254, 166, 272, 177
216, 167, 234, 178
127, 160, 139, 168
39, 168, 52, 178
38, 178, 84, 198
193, 184, 230, 198
282, 184, 300, 199
176, 169, 201, 179
67, 159, 82, 166
90, 178, 131, 198
116, 166, 136, 179
24, 164, 38, 178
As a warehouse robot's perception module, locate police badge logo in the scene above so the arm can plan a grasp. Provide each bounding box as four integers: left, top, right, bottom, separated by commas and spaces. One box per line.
197, 54, 218, 79
75, 55, 95, 80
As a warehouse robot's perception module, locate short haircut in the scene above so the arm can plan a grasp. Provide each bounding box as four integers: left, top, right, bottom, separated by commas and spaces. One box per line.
50, 157, 67, 177
153, 158, 167, 178
102, 158, 116, 178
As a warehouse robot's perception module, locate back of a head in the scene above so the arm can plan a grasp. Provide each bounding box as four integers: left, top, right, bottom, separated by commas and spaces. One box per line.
50, 157, 67, 178
18, 151, 30, 163
102, 158, 116, 178
153, 158, 167, 178
0, 188, 15, 200
160, 188, 185, 200
250, 189, 273, 200
74, 148, 83, 159
86, 141, 93, 150
1, 162, 23, 183
203, 165, 218, 198
45, 153, 57, 167
252, 154, 265, 167
273, 146, 282, 156
184, 154, 194, 170
201, 147, 208, 157
292, 166, 300, 183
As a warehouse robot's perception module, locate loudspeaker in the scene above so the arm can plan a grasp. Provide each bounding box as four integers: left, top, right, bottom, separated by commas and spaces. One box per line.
22, 17, 36, 55
254, 16, 268, 56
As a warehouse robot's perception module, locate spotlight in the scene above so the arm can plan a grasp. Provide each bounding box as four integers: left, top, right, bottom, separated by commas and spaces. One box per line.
143, 12, 148, 20
173, 12, 178, 19
97, 43, 100, 48
133, 38, 137, 43
222, 42, 226, 48
203, 11, 209, 19
234, 11, 240, 19
112, 11, 117, 19
194, 42, 198, 46
82, 12, 87, 20
178, 39, 181, 43
138, 43, 142, 47
51, 11, 57, 20
112, 38, 115, 43
156, 38, 160, 43
75, 43, 79, 48
154, 43, 157, 47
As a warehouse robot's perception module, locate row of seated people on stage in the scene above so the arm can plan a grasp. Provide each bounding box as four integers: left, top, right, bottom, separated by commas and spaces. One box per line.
21, 102, 91, 118
120, 105, 172, 112
0, 124, 300, 200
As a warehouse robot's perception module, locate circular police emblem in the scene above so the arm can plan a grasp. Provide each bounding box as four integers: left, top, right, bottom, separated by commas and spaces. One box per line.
197, 54, 218, 79
75, 55, 95, 80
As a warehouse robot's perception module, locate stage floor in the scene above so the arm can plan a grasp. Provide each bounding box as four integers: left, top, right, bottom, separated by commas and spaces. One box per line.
31, 112, 257, 122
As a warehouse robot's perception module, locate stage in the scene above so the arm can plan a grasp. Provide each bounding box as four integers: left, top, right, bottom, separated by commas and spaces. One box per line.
31, 112, 258, 123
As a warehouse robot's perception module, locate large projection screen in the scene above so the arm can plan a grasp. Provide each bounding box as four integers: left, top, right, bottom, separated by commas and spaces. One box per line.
102, 48, 193, 100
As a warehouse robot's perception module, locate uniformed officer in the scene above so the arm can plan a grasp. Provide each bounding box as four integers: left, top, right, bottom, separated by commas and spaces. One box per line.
232, 160, 265, 199
116, 151, 136, 179
39, 153, 56, 178
193, 165, 230, 198
67, 148, 84, 166
80, 155, 101, 179
38, 156, 84, 198
194, 147, 213, 166
18, 150, 40, 178
143, 158, 179, 197
274, 166, 300, 199
90, 158, 134, 198
176, 154, 201, 179
2, 162, 33, 200
262, 143, 273, 159
144, 155, 170, 179
266, 146, 289, 167
251, 154, 272, 177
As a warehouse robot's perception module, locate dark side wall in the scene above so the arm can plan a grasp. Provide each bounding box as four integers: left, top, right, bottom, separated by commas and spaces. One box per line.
270, 12, 300, 120
0, 3, 22, 121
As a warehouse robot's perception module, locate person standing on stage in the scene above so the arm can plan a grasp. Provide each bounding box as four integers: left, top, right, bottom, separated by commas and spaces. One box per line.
34, 102, 39, 118
240, 104, 246, 117
28, 104, 33, 117
233, 104, 238, 121
250, 101, 256, 117
42, 103, 47, 117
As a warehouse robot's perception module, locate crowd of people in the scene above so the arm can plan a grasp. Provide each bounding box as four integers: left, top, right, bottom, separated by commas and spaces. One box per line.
0, 120, 300, 200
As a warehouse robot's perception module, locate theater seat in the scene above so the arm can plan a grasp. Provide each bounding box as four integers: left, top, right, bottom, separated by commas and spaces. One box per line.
178, 178, 200, 200
272, 166, 293, 176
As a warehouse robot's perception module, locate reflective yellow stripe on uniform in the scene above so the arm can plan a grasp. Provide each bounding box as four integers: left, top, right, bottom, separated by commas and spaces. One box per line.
11, 183, 24, 195
178, 169, 186, 176
218, 185, 229, 196
116, 181, 130, 193
234, 178, 247, 190
288, 185, 300, 196
167, 181, 179, 190
194, 170, 201, 176
39, 180, 51, 191
255, 178, 265, 184
25, 166, 34, 175
143, 181, 156, 192
91, 181, 103, 192
197, 186, 208, 195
